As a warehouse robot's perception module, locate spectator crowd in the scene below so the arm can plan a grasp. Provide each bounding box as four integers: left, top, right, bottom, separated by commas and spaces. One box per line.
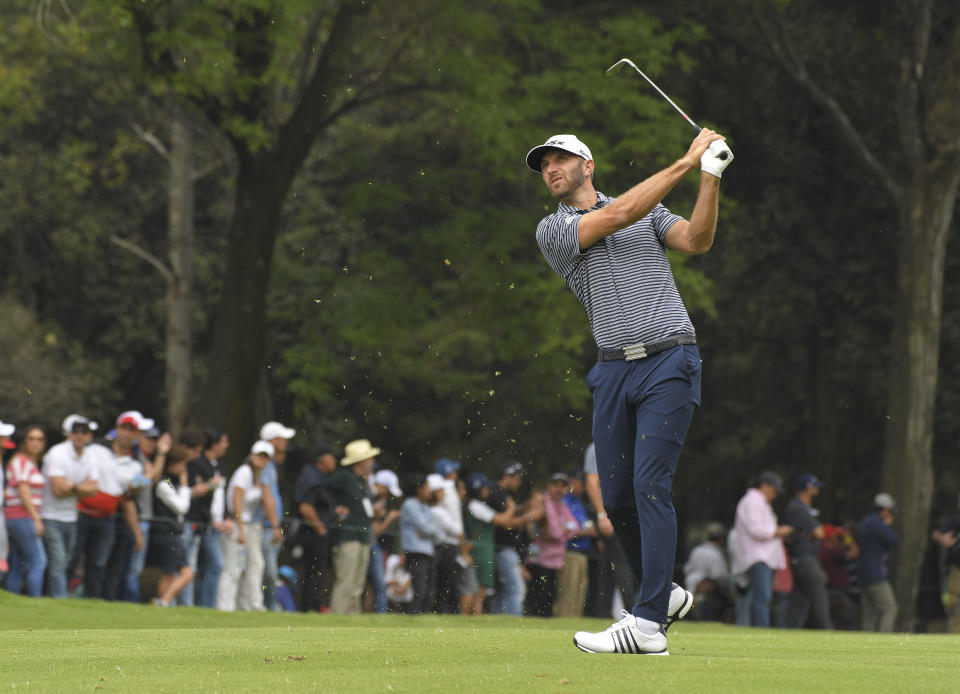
2, 413, 959, 632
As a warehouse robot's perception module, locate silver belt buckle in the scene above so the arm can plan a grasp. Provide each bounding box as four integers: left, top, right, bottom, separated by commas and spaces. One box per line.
622, 343, 647, 360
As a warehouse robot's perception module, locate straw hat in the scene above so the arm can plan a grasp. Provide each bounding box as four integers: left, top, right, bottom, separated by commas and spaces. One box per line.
341, 439, 381, 466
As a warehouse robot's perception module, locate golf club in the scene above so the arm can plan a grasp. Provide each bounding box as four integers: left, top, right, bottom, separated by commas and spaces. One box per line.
606, 57, 728, 160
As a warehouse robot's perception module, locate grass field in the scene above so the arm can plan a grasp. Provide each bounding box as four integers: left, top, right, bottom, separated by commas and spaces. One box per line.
2, 592, 957, 693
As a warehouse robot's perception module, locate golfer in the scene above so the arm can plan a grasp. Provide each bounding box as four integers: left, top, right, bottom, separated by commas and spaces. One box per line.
527, 128, 733, 655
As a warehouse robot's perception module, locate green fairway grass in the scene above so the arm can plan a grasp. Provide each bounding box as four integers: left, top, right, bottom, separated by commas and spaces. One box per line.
1, 591, 956, 693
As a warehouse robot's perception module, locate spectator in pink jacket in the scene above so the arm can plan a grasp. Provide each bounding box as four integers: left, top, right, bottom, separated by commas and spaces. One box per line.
525, 473, 580, 617
731, 471, 794, 627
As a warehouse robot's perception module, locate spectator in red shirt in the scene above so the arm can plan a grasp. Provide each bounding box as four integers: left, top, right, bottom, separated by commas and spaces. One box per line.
4, 426, 48, 596
818, 523, 859, 630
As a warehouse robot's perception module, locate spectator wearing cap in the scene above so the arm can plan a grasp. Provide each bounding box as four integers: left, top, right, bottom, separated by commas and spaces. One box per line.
856, 492, 900, 631
40, 415, 100, 598
292, 443, 339, 612
931, 496, 960, 632
399, 471, 438, 614
818, 523, 859, 630
181, 427, 230, 608
276, 565, 298, 612
525, 473, 580, 617
149, 444, 194, 607
72, 412, 146, 599
426, 471, 463, 614
124, 424, 172, 602
4, 425, 48, 596
731, 471, 794, 627
257, 421, 294, 611
462, 473, 504, 615
218, 440, 274, 611
555, 470, 597, 618
487, 462, 542, 616
102, 412, 157, 601
368, 469, 403, 614
328, 438, 378, 614
783, 474, 832, 629
683, 522, 732, 622
432, 458, 465, 614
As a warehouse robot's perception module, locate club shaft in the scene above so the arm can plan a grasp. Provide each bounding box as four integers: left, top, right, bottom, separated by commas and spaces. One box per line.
607, 59, 700, 132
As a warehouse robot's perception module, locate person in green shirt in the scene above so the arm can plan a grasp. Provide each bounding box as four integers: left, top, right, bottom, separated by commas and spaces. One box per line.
328, 438, 378, 614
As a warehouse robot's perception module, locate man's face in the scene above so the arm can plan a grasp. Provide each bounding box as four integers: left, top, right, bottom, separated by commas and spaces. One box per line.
317, 453, 337, 474
140, 436, 158, 456
213, 435, 230, 459
270, 437, 288, 462
540, 150, 591, 199
354, 457, 375, 477
501, 474, 521, 492
114, 423, 139, 450
68, 426, 92, 450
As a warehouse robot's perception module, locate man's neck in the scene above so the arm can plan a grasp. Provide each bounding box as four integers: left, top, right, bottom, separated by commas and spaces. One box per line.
560, 183, 599, 211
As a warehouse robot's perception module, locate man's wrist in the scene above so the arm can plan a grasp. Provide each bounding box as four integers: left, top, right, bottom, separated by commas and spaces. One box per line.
597, 512, 608, 519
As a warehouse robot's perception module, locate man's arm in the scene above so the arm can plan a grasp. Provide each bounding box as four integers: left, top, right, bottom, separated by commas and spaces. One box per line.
121, 498, 143, 551
577, 129, 722, 250
663, 174, 721, 254
261, 486, 283, 544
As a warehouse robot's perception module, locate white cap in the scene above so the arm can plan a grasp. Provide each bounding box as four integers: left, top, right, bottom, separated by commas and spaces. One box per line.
0, 420, 14, 437
526, 134, 593, 172
62, 414, 99, 436
427, 473, 446, 492
374, 469, 403, 497
251, 440, 275, 458
874, 493, 898, 513
116, 410, 155, 431
260, 421, 296, 441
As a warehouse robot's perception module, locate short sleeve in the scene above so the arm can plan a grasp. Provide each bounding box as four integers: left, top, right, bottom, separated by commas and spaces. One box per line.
583, 443, 597, 476
649, 203, 684, 244
536, 212, 584, 279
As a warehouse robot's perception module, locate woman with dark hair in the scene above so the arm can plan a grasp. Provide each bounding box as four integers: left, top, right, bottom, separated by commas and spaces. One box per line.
150, 444, 194, 606
4, 426, 48, 596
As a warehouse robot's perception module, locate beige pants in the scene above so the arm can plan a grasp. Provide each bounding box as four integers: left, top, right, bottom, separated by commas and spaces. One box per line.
330, 541, 370, 614
554, 550, 589, 618
217, 522, 265, 612
861, 581, 897, 632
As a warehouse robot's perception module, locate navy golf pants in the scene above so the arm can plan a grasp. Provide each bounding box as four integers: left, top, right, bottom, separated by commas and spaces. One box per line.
588, 344, 701, 624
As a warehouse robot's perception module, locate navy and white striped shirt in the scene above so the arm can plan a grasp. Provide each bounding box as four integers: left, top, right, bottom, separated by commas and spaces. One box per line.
536, 192, 695, 349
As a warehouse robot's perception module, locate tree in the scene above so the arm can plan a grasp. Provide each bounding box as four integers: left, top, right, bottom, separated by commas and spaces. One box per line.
692, 0, 960, 628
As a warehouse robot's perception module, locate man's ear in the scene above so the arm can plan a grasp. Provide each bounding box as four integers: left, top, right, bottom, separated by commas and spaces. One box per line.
583, 159, 595, 178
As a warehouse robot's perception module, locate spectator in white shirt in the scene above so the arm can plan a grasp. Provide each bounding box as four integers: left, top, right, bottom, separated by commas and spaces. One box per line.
683, 522, 732, 621
40, 415, 100, 598
428, 471, 464, 614
150, 444, 194, 607
218, 441, 273, 612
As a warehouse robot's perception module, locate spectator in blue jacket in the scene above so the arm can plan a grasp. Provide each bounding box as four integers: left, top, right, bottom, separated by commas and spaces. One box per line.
856, 493, 899, 632
555, 470, 597, 617
399, 472, 438, 614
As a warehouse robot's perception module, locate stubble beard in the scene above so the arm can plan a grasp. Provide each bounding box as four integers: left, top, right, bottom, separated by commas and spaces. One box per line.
552, 163, 586, 201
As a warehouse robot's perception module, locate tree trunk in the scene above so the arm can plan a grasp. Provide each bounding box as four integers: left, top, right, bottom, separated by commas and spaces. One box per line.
166, 111, 194, 438
882, 159, 960, 630
196, 152, 293, 465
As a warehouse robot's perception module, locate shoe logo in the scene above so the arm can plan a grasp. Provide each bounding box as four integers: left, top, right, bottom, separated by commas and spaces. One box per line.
612, 627, 641, 654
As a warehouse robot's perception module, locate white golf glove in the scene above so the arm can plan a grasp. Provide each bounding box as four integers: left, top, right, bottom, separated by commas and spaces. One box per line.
701, 140, 734, 178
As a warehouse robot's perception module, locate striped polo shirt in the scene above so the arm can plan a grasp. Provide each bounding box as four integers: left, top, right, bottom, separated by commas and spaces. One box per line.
536, 192, 695, 349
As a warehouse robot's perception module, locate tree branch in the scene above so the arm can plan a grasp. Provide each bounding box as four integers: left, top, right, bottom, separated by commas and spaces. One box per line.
131, 121, 170, 160
110, 235, 173, 283
755, 1, 902, 201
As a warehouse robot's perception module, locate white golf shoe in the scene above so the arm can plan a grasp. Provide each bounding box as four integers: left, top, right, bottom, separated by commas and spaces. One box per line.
573, 610, 668, 655
666, 583, 694, 632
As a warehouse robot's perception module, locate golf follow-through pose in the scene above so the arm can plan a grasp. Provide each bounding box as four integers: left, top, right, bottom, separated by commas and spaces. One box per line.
528, 116, 733, 654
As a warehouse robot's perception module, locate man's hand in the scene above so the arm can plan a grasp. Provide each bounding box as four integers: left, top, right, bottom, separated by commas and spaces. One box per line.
775, 525, 794, 538
701, 140, 734, 178
271, 526, 283, 544
680, 128, 724, 170
597, 514, 615, 537
133, 530, 144, 552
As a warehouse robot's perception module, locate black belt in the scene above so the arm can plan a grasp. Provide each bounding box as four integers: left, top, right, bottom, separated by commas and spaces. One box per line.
598, 334, 696, 362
